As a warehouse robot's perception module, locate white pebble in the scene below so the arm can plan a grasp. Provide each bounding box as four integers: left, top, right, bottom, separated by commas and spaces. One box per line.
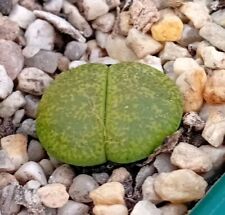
69, 60, 87, 69
37, 183, 69, 208
90, 57, 119, 65
0, 150, 15, 172
89, 182, 125, 205
0, 65, 13, 100
160, 203, 188, 215
24, 19, 55, 58
154, 169, 207, 203
131, 200, 162, 215
25, 180, 41, 190
83, 0, 109, 21
18, 67, 53, 96
171, 142, 212, 172
1, 134, 28, 170
9, 4, 36, 29
126, 28, 162, 58
15, 161, 47, 185
95, 31, 109, 49
48, 164, 75, 189
44, 0, 63, 13
69, 174, 98, 203
13, 109, 25, 127
138, 55, 163, 72
93, 204, 128, 215
0, 91, 26, 118
212, 9, 225, 27
39, 159, 55, 178
142, 176, 162, 204
180, 1, 211, 28
58, 200, 89, 215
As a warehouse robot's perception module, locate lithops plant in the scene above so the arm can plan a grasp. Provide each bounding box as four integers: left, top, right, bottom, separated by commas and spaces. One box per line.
36, 63, 183, 166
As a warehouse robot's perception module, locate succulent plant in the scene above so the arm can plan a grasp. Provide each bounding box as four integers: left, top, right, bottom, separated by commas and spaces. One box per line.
36, 63, 183, 166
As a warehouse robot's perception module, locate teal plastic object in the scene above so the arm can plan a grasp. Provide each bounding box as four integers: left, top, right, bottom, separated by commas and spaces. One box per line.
190, 172, 225, 215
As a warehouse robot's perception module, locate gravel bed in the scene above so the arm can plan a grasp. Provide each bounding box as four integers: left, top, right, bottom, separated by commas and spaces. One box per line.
1, 0, 225, 214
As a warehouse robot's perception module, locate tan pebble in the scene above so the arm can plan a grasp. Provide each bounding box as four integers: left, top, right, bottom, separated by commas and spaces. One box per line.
151, 10, 183, 42
154, 169, 207, 203
37, 183, 69, 208
89, 182, 125, 205
0, 172, 18, 189
93, 204, 128, 215
160, 203, 188, 215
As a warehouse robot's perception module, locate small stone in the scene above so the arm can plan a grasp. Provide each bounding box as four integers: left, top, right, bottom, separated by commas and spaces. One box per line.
106, 35, 137, 61
183, 112, 205, 131
108, 167, 130, 183
92, 173, 109, 185
0, 16, 20, 41
105, 0, 120, 9
63, 1, 93, 38
17, 67, 53, 96
95, 31, 109, 49
202, 111, 225, 147
171, 142, 212, 172
28, 140, 46, 162
49, 156, 62, 168
34, 10, 85, 43
44, 0, 63, 13
0, 39, 24, 80
69, 60, 87, 69
13, 109, 25, 128
69, 174, 98, 203
58, 200, 89, 215
0, 91, 26, 118
92, 12, 115, 33
83, 0, 109, 21
64, 41, 87, 61
25, 180, 41, 190
159, 42, 190, 63
90, 57, 119, 65
39, 159, 55, 178
0, 117, 15, 139
48, 164, 75, 189
15, 161, 47, 185
200, 22, 225, 52
1, 134, 28, 170
160, 203, 188, 215
200, 145, 225, 168
17, 118, 37, 138
24, 95, 40, 118
126, 28, 162, 58
212, 9, 225, 27
118, 11, 132, 36
25, 50, 59, 74
154, 169, 207, 203
180, 2, 210, 29
200, 46, 225, 69
19, 0, 42, 11
174, 58, 207, 112
142, 176, 162, 204
151, 10, 183, 42
23, 19, 55, 58
0, 172, 17, 188
57, 55, 70, 72
0, 0, 12, 15
0, 150, 15, 172
93, 204, 128, 215
129, 0, 159, 32
138, 55, 163, 72
153, 153, 176, 173
89, 182, 125, 205
163, 61, 176, 80
0, 65, 13, 100
37, 183, 69, 208
177, 24, 202, 47
131, 200, 162, 215
204, 69, 225, 103
0, 183, 21, 215
9, 4, 36, 29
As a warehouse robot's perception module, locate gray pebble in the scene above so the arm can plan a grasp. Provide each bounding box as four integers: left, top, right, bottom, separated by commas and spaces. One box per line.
24, 180, 41, 190
0, 39, 24, 80
64, 41, 87, 61
24, 95, 40, 118
200, 22, 225, 52
69, 174, 99, 203
0, 0, 12, 15
57, 200, 89, 215
0, 149, 15, 172
25, 50, 60, 74
13, 109, 25, 128
17, 118, 37, 138
28, 140, 46, 162
153, 153, 176, 173
92, 172, 109, 185
48, 164, 75, 189
39, 159, 55, 178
